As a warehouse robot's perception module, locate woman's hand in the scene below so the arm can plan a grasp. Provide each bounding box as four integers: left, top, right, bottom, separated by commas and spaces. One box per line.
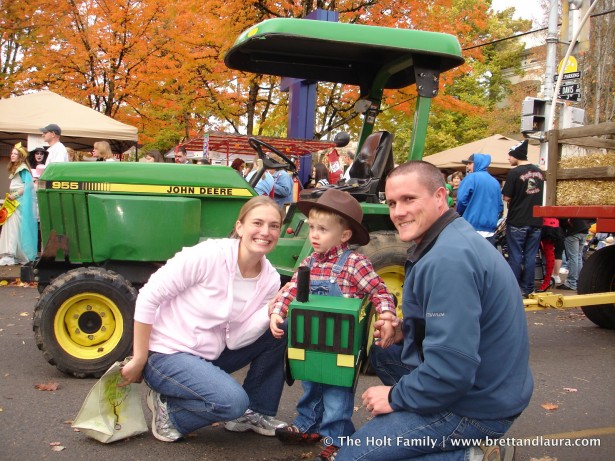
118, 357, 146, 388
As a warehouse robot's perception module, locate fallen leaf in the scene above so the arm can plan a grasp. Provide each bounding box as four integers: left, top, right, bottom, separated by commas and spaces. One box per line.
51, 446, 66, 451
63, 420, 73, 425
533, 322, 544, 325
541, 403, 559, 411
563, 387, 578, 392
0, 280, 7, 286
35, 382, 60, 391
19, 312, 30, 317
49, 442, 62, 446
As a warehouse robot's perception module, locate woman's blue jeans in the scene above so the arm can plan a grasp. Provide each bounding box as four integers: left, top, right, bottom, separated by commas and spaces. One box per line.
142, 328, 286, 435
337, 345, 515, 460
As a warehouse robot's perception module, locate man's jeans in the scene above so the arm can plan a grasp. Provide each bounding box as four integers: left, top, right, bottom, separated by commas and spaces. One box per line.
142, 329, 286, 435
337, 345, 515, 460
506, 225, 542, 295
563, 233, 586, 290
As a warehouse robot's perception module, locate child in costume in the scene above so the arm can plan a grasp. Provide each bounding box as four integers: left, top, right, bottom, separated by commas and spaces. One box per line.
269, 189, 397, 461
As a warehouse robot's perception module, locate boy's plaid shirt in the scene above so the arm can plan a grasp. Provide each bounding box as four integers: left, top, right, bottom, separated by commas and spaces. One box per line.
271, 243, 396, 318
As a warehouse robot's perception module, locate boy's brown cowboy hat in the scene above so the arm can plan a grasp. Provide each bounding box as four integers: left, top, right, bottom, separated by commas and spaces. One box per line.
297, 189, 370, 246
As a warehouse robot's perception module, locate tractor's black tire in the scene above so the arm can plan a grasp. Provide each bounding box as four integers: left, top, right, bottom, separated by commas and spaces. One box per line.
578, 245, 615, 329
33, 267, 137, 378
356, 231, 408, 374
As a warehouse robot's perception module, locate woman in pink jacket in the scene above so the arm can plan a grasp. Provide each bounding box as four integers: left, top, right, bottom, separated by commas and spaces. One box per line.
120, 196, 288, 442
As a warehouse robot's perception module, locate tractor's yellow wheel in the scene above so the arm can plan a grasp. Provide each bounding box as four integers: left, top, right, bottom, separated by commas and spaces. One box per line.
33, 267, 136, 378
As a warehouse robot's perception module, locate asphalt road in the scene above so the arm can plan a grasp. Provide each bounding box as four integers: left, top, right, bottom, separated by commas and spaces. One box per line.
0, 285, 613, 460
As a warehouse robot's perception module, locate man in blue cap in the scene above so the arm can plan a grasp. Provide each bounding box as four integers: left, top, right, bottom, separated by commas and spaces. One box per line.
456, 153, 503, 245
39, 123, 68, 164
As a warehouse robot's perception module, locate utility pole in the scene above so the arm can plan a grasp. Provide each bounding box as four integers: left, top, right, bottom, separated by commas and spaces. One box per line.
538, 0, 561, 169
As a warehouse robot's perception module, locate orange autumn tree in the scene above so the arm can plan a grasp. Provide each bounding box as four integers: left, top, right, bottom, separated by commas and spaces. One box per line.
7, 0, 530, 153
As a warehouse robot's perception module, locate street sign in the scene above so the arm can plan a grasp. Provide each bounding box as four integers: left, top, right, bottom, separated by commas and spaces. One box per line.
557, 80, 581, 102
553, 71, 581, 81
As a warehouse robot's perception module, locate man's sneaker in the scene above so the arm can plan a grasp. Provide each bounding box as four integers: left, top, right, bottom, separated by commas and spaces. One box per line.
275, 424, 321, 444
224, 409, 287, 436
552, 275, 562, 284
312, 444, 339, 461
146, 389, 182, 442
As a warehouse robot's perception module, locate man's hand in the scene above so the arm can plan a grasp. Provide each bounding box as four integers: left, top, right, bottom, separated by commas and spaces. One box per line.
373, 311, 402, 348
362, 385, 394, 416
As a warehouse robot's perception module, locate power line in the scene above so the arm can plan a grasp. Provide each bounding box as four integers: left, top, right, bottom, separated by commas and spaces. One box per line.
463, 8, 615, 51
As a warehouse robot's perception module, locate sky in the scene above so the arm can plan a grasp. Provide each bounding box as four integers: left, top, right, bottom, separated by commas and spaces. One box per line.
491, 0, 546, 24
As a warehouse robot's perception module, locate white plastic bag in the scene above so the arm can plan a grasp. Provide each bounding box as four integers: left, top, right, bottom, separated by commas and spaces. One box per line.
72, 358, 148, 443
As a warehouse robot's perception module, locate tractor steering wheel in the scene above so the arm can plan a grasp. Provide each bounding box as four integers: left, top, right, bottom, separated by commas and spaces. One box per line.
247, 137, 298, 189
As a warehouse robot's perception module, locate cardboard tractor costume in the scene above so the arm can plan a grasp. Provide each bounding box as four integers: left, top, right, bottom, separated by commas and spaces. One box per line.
287, 288, 372, 389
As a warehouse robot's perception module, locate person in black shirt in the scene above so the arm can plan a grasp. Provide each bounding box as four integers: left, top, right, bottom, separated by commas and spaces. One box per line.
501, 140, 545, 297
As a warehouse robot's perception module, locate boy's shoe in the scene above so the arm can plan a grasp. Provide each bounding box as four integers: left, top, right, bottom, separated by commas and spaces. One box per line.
311, 444, 339, 461
275, 424, 321, 444
224, 409, 287, 436
481, 445, 515, 461
146, 389, 182, 442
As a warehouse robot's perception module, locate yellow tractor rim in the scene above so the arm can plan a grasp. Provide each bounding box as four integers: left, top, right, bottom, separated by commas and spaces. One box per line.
54, 292, 124, 360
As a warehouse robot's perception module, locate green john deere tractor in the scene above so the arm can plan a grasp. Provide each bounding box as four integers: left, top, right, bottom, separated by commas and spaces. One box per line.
23, 18, 463, 377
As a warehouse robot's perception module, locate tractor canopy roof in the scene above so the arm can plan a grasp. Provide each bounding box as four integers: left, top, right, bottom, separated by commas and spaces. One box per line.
224, 18, 464, 92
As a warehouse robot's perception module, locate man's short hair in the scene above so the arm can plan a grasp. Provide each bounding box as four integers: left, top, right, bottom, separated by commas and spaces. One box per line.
387, 161, 445, 193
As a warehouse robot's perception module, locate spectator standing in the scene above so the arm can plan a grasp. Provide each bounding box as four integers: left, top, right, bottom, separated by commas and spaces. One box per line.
456, 153, 503, 245
313, 163, 330, 187
557, 218, 591, 291
176, 147, 191, 164
450, 171, 463, 206
231, 158, 246, 176
246, 159, 274, 197
143, 150, 165, 163
27, 147, 48, 169
92, 141, 117, 161
536, 217, 564, 292
0, 143, 38, 266
40, 124, 69, 165
339, 161, 532, 461
502, 140, 545, 297
268, 154, 294, 208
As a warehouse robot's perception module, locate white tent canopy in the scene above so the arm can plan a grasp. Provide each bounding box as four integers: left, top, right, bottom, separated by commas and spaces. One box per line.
0, 91, 138, 152
424, 134, 540, 178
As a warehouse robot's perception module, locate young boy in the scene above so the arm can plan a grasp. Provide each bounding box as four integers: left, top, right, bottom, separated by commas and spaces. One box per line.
269, 189, 397, 461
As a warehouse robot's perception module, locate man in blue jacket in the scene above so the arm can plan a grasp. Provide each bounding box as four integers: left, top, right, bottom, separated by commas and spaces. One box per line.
456, 153, 503, 245
338, 161, 533, 461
